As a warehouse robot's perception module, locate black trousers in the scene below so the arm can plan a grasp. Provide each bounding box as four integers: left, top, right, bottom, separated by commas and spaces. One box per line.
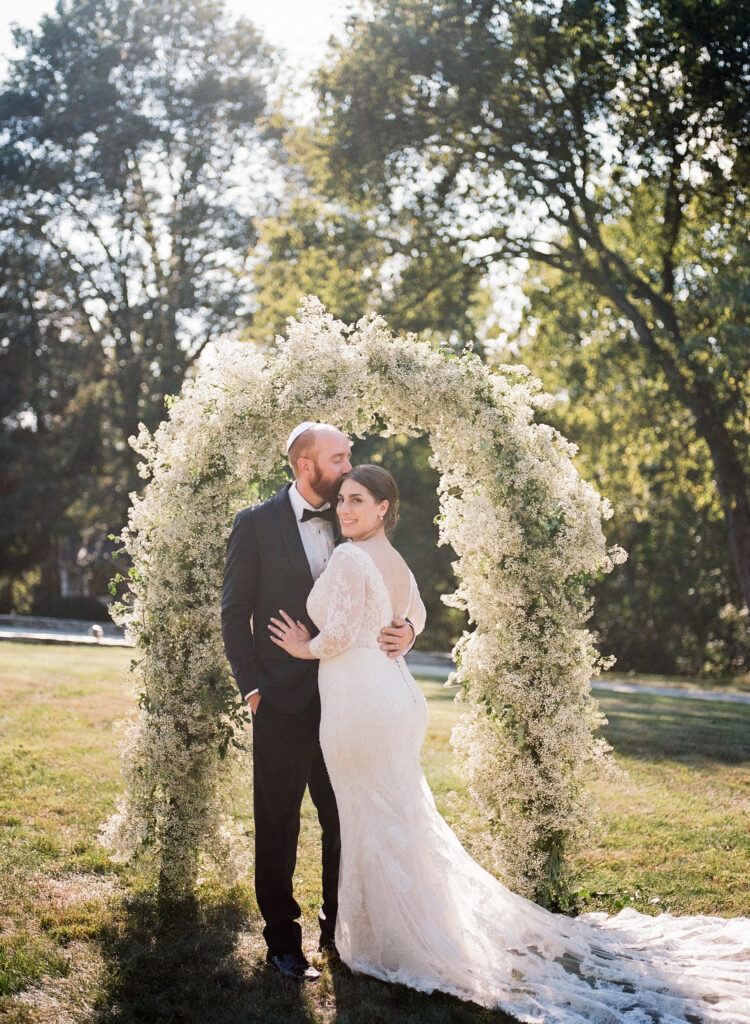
251, 691, 340, 956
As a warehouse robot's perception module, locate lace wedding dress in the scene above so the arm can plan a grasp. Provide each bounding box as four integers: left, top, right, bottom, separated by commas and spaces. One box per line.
307, 542, 750, 1023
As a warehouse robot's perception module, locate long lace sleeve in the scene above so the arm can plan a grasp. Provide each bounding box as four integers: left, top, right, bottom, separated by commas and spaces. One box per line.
406, 572, 427, 637
308, 546, 367, 661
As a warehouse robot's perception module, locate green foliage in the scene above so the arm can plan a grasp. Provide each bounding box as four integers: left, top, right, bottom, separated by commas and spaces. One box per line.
0, 0, 274, 602
315, 0, 750, 618
249, 193, 386, 339
248, 123, 487, 345
514, 241, 750, 676
30, 593, 111, 621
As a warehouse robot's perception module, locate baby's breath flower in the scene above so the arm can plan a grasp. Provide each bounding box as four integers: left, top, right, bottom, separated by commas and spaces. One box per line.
102, 297, 621, 901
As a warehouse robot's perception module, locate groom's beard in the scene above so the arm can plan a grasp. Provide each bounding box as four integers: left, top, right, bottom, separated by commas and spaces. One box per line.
309, 462, 341, 506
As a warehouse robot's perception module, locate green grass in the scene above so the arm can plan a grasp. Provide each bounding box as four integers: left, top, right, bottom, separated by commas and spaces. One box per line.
569, 690, 750, 918
0, 643, 748, 1023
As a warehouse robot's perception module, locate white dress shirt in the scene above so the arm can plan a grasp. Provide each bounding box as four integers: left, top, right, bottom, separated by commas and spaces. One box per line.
288, 482, 336, 580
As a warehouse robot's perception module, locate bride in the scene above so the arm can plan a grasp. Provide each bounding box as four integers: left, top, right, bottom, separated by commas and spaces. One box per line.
269, 464, 750, 1024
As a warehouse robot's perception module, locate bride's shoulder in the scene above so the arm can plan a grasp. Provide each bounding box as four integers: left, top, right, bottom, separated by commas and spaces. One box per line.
329, 542, 367, 566
324, 543, 370, 583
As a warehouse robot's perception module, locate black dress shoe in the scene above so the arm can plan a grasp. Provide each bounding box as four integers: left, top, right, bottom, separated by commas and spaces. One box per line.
266, 950, 321, 980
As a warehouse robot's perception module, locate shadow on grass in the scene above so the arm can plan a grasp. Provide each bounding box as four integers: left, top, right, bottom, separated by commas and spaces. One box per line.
599, 694, 750, 765
93, 891, 316, 1024
327, 958, 517, 1024
92, 890, 518, 1024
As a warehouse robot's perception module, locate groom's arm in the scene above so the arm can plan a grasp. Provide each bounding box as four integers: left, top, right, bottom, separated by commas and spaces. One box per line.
378, 618, 415, 658
379, 582, 426, 657
221, 509, 261, 700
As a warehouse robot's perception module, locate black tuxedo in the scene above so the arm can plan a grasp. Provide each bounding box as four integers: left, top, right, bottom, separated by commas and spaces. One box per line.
223, 483, 325, 712
221, 482, 340, 956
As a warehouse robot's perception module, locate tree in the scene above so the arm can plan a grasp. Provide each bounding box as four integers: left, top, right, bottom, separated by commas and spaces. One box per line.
315, 0, 750, 610
515, 260, 749, 675
0, 0, 274, 602
248, 125, 487, 343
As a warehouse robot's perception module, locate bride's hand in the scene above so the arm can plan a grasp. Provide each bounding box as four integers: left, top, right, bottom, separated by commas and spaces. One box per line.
269, 610, 314, 659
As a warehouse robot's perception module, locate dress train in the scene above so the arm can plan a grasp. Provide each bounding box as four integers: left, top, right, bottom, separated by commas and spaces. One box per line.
306, 543, 750, 1023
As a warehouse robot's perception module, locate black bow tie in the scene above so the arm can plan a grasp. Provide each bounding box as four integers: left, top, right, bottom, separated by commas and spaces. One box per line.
301, 506, 337, 525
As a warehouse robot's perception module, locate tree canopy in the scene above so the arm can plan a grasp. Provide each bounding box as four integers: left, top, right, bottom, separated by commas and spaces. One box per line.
2, 0, 747, 675
315, 0, 750, 610
0, 0, 274, 600
517, 260, 748, 674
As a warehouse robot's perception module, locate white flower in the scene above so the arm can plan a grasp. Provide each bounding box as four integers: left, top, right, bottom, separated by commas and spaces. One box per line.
103, 296, 620, 901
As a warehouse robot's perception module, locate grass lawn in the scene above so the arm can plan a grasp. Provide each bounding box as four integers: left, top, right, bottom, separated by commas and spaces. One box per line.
0, 642, 748, 1023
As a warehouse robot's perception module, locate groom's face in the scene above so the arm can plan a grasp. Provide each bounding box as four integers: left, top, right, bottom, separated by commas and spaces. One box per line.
307, 431, 352, 504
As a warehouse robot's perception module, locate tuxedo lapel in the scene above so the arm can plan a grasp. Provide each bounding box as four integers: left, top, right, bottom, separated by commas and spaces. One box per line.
274, 484, 315, 594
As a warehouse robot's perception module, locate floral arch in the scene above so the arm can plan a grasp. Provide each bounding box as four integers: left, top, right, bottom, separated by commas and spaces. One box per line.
103, 298, 622, 904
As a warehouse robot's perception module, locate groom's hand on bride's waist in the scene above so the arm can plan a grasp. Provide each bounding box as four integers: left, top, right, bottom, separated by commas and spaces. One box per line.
378, 618, 415, 659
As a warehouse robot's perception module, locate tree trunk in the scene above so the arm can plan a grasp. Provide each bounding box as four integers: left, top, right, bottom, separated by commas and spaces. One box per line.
583, 262, 750, 611
698, 419, 750, 612
726, 498, 750, 612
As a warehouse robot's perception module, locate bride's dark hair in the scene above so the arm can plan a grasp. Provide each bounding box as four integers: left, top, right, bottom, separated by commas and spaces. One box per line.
337, 464, 399, 533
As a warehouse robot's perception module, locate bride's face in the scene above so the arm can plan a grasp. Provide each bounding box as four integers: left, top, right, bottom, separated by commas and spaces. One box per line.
337, 479, 388, 541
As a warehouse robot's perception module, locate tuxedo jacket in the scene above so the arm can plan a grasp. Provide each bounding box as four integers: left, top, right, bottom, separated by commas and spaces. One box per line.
221, 483, 335, 713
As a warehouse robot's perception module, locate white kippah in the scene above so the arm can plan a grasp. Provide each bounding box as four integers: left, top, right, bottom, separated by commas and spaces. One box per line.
285, 421, 317, 453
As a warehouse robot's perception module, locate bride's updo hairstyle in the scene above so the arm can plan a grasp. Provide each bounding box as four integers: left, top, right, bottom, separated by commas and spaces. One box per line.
338, 464, 399, 534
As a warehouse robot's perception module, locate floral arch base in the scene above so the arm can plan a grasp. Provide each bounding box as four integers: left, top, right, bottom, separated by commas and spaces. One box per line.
103, 298, 622, 905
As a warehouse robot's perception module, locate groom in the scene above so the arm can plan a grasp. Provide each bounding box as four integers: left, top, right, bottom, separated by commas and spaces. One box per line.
221, 422, 415, 980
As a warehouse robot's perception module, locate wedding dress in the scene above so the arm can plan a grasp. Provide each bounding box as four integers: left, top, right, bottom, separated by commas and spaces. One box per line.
307, 542, 750, 1023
